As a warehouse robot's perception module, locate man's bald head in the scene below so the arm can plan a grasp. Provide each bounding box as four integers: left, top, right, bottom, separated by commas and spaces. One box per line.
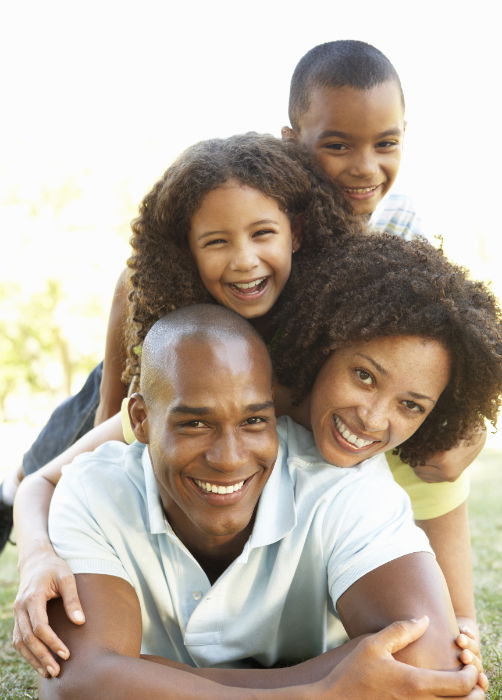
140, 305, 271, 404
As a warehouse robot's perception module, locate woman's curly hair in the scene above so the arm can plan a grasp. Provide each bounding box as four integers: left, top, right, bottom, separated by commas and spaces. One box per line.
271, 232, 502, 466
124, 132, 362, 385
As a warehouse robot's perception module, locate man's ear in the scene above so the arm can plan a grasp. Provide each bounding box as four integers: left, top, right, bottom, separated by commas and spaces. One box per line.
281, 125, 298, 142
128, 393, 149, 444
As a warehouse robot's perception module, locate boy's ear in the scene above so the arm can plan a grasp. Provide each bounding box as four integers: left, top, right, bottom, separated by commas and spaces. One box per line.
128, 393, 150, 444
281, 126, 298, 142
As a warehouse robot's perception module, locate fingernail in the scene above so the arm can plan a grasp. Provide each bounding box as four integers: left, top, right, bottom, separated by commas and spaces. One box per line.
46, 665, 57, 677
57, 649, 69, 660
72, 610, 85, 623
463, 649, 473, 662
458, 633, 468, 645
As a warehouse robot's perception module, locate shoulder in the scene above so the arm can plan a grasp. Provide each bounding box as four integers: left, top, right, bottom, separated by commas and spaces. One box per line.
370, 191, 423, 240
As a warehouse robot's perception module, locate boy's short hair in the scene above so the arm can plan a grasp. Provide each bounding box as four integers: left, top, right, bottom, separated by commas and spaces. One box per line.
288, 40, 405, 131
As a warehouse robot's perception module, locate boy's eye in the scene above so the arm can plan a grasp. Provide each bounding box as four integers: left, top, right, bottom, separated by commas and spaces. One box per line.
376, 140, 399, 150
401, 400, 425, 414
355, 368, 373, 385
324, 143, 348, 152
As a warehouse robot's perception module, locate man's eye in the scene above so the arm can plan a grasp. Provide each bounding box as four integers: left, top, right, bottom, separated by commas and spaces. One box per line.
182, 420, 206, 428
355, 368, 373, 385
244, 416, 267, 426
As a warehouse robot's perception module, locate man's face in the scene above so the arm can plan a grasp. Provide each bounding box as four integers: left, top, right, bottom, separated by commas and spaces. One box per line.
289, 80, 405, 216
130, 336, 278, 553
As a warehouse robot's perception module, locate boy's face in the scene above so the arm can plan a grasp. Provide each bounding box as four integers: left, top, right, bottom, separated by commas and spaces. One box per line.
287, 81, 405, 216
189, 181, 299, 319
129, 336, 278, 554
310, 335, 450, 467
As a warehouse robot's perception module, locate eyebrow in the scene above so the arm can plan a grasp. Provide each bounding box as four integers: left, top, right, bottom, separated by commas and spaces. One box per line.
356, 353, 436, 405
196, 219, 280, 241
317, 127, 403, 141
170, 400, 275, 415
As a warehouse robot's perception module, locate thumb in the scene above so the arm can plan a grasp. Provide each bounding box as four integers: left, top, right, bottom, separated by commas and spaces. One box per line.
372, 616, 430, 655
59, 575, 86, 625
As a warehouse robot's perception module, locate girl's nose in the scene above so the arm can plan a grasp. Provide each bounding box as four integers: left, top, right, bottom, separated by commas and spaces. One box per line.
230, 245, 260, 272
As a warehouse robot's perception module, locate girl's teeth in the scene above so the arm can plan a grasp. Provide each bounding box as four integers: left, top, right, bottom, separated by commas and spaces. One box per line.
334, 416, 374, 448
233, 278, 265, 290
194, 479, 245, 494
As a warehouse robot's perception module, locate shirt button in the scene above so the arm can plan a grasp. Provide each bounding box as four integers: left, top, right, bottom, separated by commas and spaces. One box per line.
192, 591, 202, 601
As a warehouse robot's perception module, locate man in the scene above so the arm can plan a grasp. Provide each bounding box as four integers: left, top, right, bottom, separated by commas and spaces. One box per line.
40, 305, 480, 699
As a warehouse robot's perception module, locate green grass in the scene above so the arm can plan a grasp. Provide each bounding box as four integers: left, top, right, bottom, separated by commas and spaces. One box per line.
1, 451, 501, 699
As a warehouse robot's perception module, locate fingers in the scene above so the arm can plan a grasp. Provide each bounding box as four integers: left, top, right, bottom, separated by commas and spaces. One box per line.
411, 663, 480, 697
12, 611, 63, 677
13, 591, 70, 674
368, 616, 430, 655
59, 572, 86, 626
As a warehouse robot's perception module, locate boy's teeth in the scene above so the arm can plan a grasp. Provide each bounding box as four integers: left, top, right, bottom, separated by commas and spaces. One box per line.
334, 416, 374, 448
233, 278, 265, 290
194, 479, 245, 494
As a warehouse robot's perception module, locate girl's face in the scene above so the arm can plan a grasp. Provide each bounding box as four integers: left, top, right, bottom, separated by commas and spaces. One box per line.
188, 180, 300, 318
310, 335, 451, 467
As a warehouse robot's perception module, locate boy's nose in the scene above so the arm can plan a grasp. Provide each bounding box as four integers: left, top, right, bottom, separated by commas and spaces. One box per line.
348, 150, 379, 178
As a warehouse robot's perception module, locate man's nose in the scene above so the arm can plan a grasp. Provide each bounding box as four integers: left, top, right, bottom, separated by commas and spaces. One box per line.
205, 431, 248, 473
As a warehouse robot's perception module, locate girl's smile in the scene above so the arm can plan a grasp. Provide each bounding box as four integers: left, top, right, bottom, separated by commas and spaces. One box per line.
188, 180, 299, 318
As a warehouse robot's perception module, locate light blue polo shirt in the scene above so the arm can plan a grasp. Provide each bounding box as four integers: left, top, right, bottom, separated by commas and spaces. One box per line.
49, 416, 431, 668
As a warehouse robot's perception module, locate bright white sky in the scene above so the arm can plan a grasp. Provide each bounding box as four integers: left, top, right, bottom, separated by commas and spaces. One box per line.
1, 0, 501, 439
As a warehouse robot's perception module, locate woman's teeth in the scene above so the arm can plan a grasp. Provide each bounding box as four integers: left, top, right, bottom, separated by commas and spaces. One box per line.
334, 416, 375, 448
194, 479, 245, 494
344, 185, 378, 194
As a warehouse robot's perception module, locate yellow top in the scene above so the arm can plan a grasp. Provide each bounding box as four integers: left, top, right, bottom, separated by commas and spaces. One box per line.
385, 450, 469, 520
121, 398, 469, 521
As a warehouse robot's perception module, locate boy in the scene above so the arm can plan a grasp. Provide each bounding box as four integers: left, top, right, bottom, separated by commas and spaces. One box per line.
37, 305, 481, 699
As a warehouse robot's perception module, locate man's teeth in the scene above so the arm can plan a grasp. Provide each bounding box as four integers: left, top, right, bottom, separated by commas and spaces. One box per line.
334, 416, 375, 448
232, 278, 266, 290
194, 479, 245, 494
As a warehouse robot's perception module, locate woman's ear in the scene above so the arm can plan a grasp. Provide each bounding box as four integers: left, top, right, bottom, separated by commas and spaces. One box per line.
291, 213, 304, 253
128, 393, 150, 444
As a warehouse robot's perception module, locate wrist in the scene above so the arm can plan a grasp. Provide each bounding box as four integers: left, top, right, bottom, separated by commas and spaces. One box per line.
17, 536, 56, 571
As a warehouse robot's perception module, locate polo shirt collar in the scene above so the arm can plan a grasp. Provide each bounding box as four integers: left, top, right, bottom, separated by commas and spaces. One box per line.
140, 436, 296, 545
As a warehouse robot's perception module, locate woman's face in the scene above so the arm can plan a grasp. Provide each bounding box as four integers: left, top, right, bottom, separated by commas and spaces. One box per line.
310, 335, 451, 467
188, 180, 300, 318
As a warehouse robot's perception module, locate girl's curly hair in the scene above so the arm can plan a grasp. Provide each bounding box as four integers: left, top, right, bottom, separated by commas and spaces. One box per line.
271, 232, 502, 466
124, 132, 362, 385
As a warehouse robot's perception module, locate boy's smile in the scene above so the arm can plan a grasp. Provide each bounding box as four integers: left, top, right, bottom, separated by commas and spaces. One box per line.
189, 181, 298, 318
286, 80, 404, 216
310, 336, 451, 467
129, 334, 278, 559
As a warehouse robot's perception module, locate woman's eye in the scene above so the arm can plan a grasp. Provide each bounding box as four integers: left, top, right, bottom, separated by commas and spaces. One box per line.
402, 400, 425, 414
355, 368, 373, 385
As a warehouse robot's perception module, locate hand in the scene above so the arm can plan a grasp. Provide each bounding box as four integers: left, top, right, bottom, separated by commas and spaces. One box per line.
455, 623, 488, 692
413, 428, 486, 483
13, 551, 85, 678
318, 617, 485, 699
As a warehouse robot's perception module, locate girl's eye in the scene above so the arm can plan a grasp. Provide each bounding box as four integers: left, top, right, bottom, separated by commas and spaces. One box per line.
253, 229, 275, 238
355, 368, 373, 385
401, 400, 425, 414
203, 237, 226, 247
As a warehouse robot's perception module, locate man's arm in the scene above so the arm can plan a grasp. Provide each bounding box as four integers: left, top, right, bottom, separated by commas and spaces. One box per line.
40, 573, 483, 700
94, 269, 130, 426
